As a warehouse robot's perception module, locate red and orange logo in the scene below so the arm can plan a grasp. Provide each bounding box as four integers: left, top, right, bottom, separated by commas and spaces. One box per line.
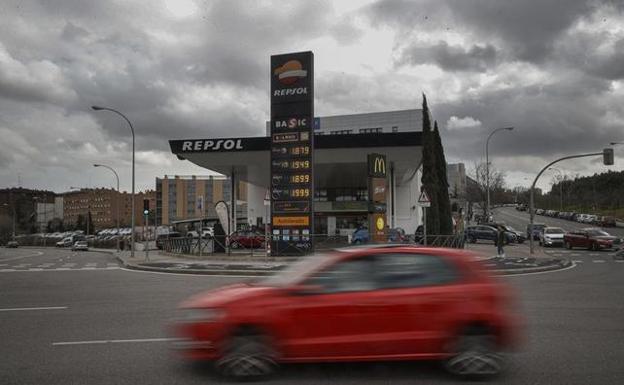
274, 60, 307, 85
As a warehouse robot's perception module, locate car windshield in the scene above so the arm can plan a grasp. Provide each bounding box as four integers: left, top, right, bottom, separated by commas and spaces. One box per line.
587, 230, 610, 236
545, 228, 564, 234
260, 253, 334, 287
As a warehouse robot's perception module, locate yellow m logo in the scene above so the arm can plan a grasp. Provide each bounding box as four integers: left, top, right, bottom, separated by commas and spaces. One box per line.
374, 157, 386, 175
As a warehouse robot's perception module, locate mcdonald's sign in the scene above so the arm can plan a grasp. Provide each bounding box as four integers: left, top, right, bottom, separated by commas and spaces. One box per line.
367, 153, 387, 177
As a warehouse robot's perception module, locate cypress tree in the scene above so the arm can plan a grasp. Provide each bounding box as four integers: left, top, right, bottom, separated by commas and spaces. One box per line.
421, 94, 440, 234
433, 121, 453, 234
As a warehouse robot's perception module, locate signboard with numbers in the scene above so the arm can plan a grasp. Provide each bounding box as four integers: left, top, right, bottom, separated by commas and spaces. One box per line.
270, 51, 314, 255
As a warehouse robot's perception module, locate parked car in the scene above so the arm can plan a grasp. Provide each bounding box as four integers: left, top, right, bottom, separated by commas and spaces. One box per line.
187, 228, 214, 239
172, 246, 520, 380
228, 231, 265, 249
156, 232, 183, 250
539, 227, 566, 247
6, 240, 19, 248
465, 225, 516, 244
599, 216, 616, 227
526, 223, 546, 240
482, 223, 526, 244
71, 240, 89, 251
535, 209, 545, 215
564, 228, 619, 251
351, 227, 409, 244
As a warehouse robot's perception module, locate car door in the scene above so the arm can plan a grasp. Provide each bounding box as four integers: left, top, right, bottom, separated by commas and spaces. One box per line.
367, 252, 463, 356
283, 255, 379, 359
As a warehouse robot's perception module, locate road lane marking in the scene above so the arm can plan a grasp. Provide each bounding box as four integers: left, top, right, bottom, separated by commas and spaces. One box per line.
52, 337, 176, 346
615, 260, 624, 263
0, 267, 120, 273
504, 261, 578, 277
593, 260, 606, 263
0, 251, 44, 262
0, 306, 67, 312
572, 260, 584, 263
119, 267, 255, 278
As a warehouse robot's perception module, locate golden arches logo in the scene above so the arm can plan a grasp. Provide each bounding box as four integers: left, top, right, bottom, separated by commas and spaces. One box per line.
373, 156, 386, 175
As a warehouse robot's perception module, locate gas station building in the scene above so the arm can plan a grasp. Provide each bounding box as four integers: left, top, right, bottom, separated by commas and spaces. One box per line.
169, 109, 425, 237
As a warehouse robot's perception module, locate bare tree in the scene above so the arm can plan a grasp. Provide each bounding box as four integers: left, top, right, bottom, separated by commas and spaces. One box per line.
467, 162, 506, 215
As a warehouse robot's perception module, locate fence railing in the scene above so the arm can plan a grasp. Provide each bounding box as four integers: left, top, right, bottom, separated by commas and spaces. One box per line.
159, 232, 466, 257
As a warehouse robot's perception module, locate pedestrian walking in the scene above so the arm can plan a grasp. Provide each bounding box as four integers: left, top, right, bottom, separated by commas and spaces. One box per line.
496, 227, 506, 258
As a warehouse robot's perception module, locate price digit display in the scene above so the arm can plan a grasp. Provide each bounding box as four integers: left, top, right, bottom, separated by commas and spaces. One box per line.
290, 174, 310, 183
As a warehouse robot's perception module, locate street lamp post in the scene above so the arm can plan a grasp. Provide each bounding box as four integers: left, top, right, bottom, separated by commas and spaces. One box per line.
549, 167, 564, 212
529, 149, 613, 254
2, 203, 16, 241
94, 164, 121, 252
91, 106, 136, 258
486, 127, 514, 218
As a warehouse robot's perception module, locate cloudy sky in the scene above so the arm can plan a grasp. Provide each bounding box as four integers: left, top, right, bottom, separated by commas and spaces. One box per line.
1, 0, 623, 193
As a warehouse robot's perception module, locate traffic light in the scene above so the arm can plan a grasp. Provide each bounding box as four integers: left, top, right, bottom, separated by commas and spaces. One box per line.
604, 148, 614, 166
143, 199, 150, 216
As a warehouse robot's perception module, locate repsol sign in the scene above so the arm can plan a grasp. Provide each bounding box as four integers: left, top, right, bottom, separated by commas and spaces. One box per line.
181, 139, 243, 152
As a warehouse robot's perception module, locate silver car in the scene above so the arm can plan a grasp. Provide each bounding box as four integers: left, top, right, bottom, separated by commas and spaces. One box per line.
71, 241, 89, 251
539, 227, 566, 247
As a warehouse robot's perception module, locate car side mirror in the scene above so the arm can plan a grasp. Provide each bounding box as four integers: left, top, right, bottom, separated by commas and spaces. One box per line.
288, 284, 323, 296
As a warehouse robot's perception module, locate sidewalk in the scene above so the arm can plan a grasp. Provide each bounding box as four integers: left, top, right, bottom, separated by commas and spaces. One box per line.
94, 242, 571, 276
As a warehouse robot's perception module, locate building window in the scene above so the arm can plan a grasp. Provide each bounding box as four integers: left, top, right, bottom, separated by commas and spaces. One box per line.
392, 126, 398, 132
359, 128, 382, 134
330, 129, 353, 135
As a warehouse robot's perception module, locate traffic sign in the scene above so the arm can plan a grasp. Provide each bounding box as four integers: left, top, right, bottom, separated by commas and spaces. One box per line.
418, 191, 431, 207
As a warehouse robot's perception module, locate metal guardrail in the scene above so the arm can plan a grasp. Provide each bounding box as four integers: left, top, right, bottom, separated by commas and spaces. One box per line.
158, 233, 465, 256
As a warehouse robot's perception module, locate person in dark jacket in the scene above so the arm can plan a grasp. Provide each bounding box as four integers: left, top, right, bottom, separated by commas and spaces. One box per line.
496, 227, 506, 258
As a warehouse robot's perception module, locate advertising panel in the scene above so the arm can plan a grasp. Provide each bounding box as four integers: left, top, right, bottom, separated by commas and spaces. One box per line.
367, 153, 387, 243
270, 51, 314, 255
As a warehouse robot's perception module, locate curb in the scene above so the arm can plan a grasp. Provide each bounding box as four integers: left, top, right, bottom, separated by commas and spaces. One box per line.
490, 258, 572, 275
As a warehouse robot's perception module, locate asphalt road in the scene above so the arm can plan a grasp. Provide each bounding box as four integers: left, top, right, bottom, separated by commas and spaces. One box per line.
493, 206, 624, 238
2, 246, 624, 384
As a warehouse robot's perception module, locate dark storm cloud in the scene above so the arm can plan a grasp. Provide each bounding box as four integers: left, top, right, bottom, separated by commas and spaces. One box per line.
366, 0, 597, 63
398, 41, 498, 72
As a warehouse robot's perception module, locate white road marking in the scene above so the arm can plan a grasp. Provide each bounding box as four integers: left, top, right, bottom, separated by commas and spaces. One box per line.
119, 267, 254, 278
0, 251, 44, 262
593, 260, 606, 263
52, 337, 176, 346
62, 263, 77, 267
85, 263, 97, 267
572, 260, 584, 263
615, 260, 624, 263
504, 261, 579, 277
0, 267, 119, 273
0, 306, 67, 312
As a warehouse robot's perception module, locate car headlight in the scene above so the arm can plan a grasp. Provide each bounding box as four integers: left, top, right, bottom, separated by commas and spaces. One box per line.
178, 308, 225, 323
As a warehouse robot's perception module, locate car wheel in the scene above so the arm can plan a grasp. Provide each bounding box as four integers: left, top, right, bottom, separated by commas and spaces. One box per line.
469, 236, 477, 244
216, 333, 277, 380
230, 241, 240, 249
539, 240, 543, 247
591, 242, 599, 251
565, 241, 572, 250
445, 329, 504, 380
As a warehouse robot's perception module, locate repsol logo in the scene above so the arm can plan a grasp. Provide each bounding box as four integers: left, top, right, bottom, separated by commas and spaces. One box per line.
273, 87, 308, 97
181, 139, 244, 152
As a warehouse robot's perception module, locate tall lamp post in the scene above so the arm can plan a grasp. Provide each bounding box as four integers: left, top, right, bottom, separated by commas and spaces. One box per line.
549, 167, 564, 212
94, 164, 121, 252
2, 203, 16, 241
91, 106, 135, 258
485, 127, 514, 217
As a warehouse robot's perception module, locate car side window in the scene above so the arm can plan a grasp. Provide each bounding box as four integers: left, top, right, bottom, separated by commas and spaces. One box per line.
303, 257, 375, 294
374, 253, 459, 290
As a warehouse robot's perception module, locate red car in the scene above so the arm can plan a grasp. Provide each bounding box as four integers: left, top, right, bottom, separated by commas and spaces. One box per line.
563, 228, 619, 250
172, 246, 520, 380
227, 231, 264, 249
